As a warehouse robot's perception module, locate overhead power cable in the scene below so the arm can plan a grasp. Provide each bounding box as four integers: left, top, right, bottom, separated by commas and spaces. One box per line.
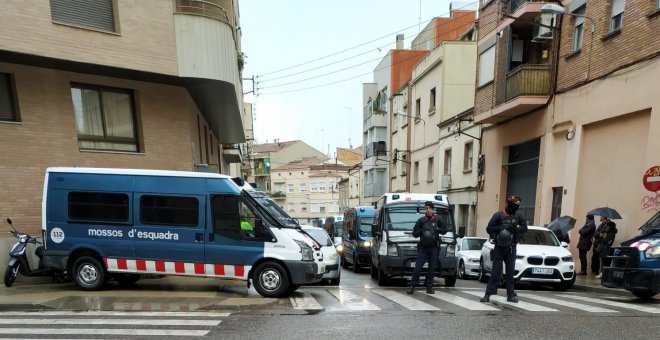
256, 1, 479, 78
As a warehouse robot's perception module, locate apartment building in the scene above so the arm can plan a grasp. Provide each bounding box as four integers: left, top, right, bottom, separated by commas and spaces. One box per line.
271, 158, 349, 225
0, 0, 246, 234
473, 0, 660, 245
250, 140, 327, 192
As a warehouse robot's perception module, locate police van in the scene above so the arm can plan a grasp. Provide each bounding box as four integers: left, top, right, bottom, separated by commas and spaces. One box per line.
41, 167, 324, 298
369, 193, 458, 286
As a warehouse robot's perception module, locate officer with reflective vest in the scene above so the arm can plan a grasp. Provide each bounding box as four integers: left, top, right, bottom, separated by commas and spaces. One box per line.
407, 201, 447, 295
480, 196, 528, 303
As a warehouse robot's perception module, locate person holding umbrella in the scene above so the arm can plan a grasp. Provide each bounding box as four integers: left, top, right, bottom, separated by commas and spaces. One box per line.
576, 214, 596, 275
592, 216, 618, 278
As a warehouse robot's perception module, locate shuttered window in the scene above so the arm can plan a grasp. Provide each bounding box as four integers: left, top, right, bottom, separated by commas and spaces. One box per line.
610, 0, 625, 32
0, 73, 18, 122
573, 8, 585, 52
50, 0, 116, 32
478, 46, 495, 86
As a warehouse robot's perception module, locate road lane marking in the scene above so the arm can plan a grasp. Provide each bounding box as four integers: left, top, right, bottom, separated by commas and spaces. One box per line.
462, 291, 558, 312
517, 293, 618, 313
558, 294, 660, 314
427, 291, 499, 311
372, 289, 440, 311
328, 289, 381, 310
0, 311, 230, 317
0, 319, 220, 326
290, 292, 324, 310
0, 329, 209, 336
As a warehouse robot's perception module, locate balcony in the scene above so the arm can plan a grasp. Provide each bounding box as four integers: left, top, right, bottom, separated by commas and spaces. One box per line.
271, 191, 287, 200
497, 1, 553, 33
364, 141, 387, 159
175, 0, 236, 28
505, 64, 550, 101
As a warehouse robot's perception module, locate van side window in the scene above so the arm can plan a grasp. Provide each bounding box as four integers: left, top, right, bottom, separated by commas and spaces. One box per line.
68, 192, 129, 223
212, 195, 262, 240
140, 195, 199, 226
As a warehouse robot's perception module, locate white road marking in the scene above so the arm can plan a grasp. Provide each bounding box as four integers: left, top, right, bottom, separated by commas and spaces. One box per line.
328, 289, 381, 310
0, 329, 209, 336
0, 311, 229, 317
462, 291, 558, 312
558, 294, 660, 314
427, 290, 499, 311
372, 289, 440, 311
0, 318, 220, 326
290, 292, 324, 310
517, 293, 618, 313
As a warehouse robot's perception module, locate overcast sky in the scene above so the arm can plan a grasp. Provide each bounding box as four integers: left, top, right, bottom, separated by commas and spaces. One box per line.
240, 0, 477, 158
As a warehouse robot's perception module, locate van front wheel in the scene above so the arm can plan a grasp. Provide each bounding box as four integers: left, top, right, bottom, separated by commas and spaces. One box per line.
73, 256, 106, 291
253, 262, 289, 298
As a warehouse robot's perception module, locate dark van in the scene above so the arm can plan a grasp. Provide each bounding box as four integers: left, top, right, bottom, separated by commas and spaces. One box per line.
341, 206, 376, 272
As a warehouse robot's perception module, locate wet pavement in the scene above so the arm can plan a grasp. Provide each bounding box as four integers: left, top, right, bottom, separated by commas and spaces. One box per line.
0, 273, 633, 313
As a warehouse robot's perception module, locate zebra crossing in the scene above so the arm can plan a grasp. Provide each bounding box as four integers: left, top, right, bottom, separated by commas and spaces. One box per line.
290, 287, 660, 315
0, 310, 229, 338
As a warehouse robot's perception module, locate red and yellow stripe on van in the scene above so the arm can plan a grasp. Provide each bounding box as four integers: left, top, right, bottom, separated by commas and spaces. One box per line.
104, 258, 250, 280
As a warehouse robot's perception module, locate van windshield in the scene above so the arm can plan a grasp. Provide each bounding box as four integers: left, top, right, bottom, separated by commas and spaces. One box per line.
242, 190, 298, 228
359, 217, 374, 236
385, 205, 454, 232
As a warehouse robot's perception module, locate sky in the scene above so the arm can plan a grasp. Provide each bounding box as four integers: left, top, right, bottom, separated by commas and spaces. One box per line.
240, 0, 478, 157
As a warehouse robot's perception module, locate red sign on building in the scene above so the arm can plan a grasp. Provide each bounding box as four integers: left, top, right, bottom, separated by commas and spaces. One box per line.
643, 166, 660, 192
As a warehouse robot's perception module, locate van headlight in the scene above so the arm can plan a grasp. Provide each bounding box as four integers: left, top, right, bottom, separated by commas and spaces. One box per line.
387, 243, 398, 256
361, 240, 372, 248
646, 246, 660, 259
335, 244, 344, 253
294, 240, 314, 261
326, 252, 338, 261
445, 245, 455, 257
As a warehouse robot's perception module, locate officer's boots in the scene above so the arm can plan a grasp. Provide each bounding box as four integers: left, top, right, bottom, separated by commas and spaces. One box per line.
480, 294, 490, 303
426, 286, 435, 294
407, 285, 415, 294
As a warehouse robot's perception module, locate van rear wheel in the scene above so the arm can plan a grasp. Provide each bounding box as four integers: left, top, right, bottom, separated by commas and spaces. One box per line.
72, 256, 106, 291
253, 262, 289, 298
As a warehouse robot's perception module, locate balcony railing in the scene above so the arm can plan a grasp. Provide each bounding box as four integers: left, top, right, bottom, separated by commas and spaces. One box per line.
505, 64, 551, 102
175, 0, 235, 26
364, 141, 387, 159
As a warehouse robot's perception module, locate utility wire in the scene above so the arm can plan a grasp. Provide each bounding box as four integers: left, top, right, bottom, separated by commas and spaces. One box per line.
256, 1, 479, 78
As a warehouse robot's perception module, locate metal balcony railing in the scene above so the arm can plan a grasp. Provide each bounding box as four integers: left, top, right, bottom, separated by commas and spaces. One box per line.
505, 64, 551, 101
175, 0, 234, 26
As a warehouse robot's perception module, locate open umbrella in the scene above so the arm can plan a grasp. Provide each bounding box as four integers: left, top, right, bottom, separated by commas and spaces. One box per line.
547, 215, 576, 236
588, 207, 622, 219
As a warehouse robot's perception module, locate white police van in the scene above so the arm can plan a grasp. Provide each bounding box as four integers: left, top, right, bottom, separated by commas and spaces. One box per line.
369, 193, 458, 286
41, 167, 324, 298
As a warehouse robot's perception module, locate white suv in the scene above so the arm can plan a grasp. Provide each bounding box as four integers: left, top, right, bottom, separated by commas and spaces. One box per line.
479, 226, 576, 291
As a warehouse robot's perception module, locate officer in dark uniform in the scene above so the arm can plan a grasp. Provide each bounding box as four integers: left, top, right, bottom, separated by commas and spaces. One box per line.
407, 201, 447, 295
480, 196, 528, 303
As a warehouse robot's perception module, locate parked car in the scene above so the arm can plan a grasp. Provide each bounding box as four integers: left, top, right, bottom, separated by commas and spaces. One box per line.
456, 237, 487, 279
602, 210, 659, 299
479, 226, 576, 291
301, 225, 341, 285
341, 206, 376, 272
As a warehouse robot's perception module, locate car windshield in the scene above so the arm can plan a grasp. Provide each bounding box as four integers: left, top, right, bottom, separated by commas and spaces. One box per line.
359, 217, 374, 236
464, 238, 486, 250
385, 204, 453, 232
242, 190, 298, 228
519, 229, 560, 246
304, 228, 333, 246
333, 221, 342, 237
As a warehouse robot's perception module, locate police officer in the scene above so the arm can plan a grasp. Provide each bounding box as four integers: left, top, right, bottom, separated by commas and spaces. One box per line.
407, 201, 447, 295
480, 196, 528, 303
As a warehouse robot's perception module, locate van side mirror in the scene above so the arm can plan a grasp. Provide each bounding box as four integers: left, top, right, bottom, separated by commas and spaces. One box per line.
458, 226, 466, 239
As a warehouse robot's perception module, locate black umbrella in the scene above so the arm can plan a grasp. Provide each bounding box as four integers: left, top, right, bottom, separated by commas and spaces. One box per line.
547, 215, 576, 235
588, 207, 622, 219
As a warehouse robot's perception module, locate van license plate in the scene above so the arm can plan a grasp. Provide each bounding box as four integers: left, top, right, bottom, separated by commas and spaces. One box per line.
532, 268, 553, 275
613, 270, 624, 278
410, 262, 428, 268
318, 264, 325, 274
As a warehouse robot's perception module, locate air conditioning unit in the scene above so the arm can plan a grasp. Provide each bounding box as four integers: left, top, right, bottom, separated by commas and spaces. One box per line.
441, 175, 452, 189
533, 13, 555, 41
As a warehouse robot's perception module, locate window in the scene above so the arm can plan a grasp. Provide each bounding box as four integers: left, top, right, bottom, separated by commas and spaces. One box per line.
427, 157, 434, 182
71, 85, 139, 152
413, 161, 420, 184
415, 98, 421, 117
212, 196, 263, 240
311, 182, 318, 192
140, 195, 199, 226
610, 0, 625, 32
50, 0, 117, 32
300, 183, 307, 192
319, 203, 326, 213
444, 148, 452, 175
429, 88, 436, 112
68, 192, 129, 223
288, 202, 295, 212
478, 46, 495, 86
311, 203, 320, 213
573, 8, 585, 52
287, 184, 294, 193
657, 0, 660, 10
301, 204, 308, 212
319, 182, 326, 192
274, 182, 284, 193
0, 73, 19, 122
464, 141, 474, 172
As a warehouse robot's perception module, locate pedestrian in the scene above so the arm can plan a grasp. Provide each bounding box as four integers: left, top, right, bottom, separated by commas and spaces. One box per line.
554, 229, 570, 244
480, 196, 528, 303
407, 201, 447, 295
596, 220, 618, 279
576, 214, 596, 275
592, 216, 609, 277
324, 216, 335, 239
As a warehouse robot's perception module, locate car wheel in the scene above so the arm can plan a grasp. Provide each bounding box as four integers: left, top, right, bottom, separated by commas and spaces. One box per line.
458, 260, 466, 279
444, 275, 457, 287
377, 265, 389, 286
631, 289, 657, 299
252, 262, 290, 298
73, 256, 106, 291
478, 259, 489, 283
352, 254, 360, 273
370, 262, 378, 279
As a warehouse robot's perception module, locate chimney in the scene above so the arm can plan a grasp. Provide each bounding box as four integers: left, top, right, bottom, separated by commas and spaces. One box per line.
396, 34, 404, 49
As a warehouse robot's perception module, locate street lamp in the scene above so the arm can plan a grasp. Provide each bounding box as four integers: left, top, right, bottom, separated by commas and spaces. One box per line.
541, 3, 596, 80
393, 111, 425, 125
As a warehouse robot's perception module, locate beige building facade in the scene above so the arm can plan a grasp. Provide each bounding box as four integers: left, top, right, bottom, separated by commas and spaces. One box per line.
0, 0, 246, 237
